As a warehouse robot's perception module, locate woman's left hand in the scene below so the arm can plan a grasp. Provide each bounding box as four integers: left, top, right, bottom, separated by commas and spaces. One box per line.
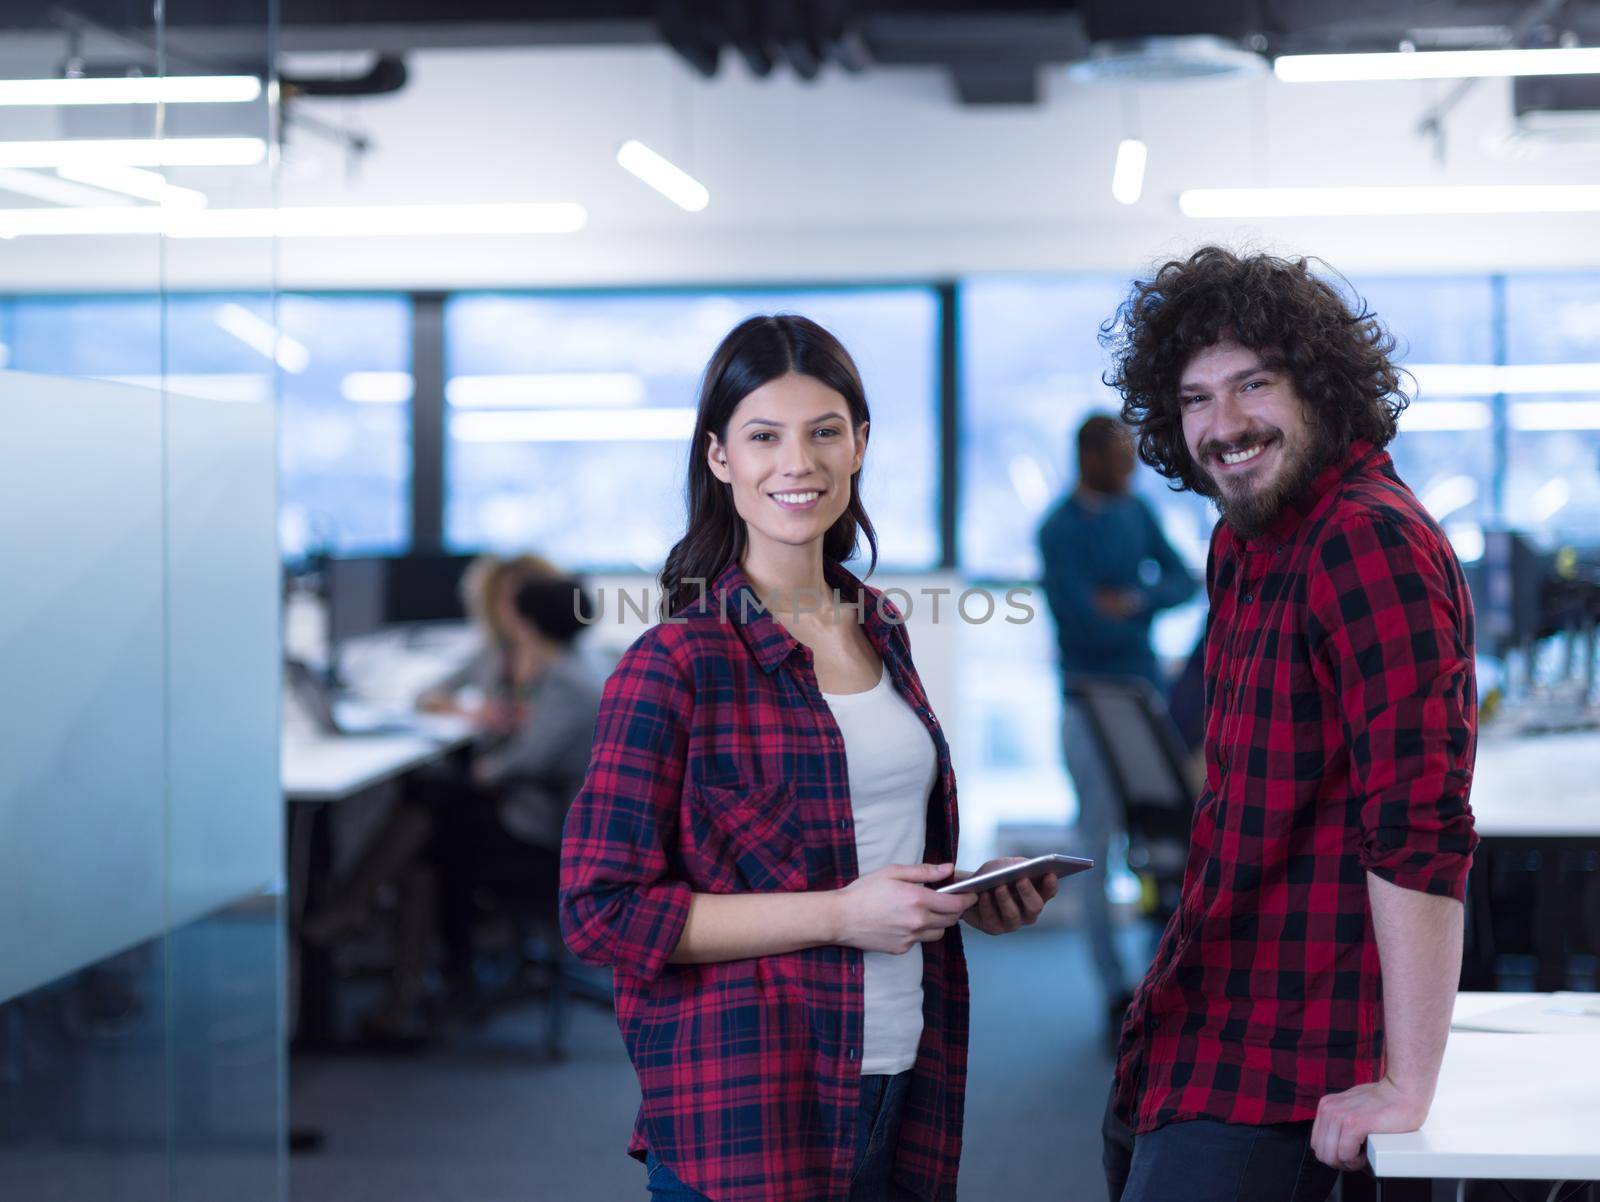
959, 858, 1059, 935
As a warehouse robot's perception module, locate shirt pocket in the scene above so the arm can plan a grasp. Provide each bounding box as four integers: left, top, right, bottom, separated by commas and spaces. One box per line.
683, 779, 809, 894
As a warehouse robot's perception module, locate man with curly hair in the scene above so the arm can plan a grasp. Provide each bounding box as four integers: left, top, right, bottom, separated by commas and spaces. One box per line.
1098, 247, 1479, 1201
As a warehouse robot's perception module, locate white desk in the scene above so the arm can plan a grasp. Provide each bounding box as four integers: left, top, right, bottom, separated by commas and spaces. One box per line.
1367, 993, 1600, 1184
1469, 731, 1600, 838
281, 717, 473, 803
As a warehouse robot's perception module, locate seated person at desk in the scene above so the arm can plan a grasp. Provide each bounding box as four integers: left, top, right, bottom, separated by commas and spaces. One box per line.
415, 551, 559, 723
304, 573, 603, 1040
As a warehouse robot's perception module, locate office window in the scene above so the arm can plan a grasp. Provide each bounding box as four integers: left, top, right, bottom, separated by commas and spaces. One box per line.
1355, 275, 1497, 563
443, 288, 941, 572
268, 295, 412, 559
958, 276, 1212, 655
4, 293, 412, 559
1503, 276, 1600, 547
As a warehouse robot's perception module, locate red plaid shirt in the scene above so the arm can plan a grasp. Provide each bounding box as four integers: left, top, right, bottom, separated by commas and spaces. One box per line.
560, 561, 968, 1202
1114, 440, 1479, 1133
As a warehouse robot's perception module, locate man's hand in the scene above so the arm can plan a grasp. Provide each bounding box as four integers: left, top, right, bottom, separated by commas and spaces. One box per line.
1310, 1076, 1431, 1171
1093, 588, 1142, 620
960, 858, 1059, 935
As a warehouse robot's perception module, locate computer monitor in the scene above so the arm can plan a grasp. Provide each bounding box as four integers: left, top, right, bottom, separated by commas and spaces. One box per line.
1477, 530, 1549, 653
381, 553, 478, 625
324, 557, 389, 649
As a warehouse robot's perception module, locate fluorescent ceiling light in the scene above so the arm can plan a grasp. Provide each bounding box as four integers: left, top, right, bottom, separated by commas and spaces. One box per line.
0, 75, 261, 106
1399, 400, 1491, 431
1444, 522, 1485, 564
1529, 477, 1571, 523
56, 164, 207, 208
98, 373, 272, 404
1112, 139, 1148, 205
445, 372, 645, 409
1275, 47, 1600, 83
0, 137, 265, 169
1006, 454, 1052, 513
0, 202, 588, 239
0, 167, 134, 207
1510, 400, 1600, 430
1419, 474, 1479, 521
450, 407, 696, 443
616, 140, 709, 212
1180, 184, 1600, 217
1410, 362, 1600, 395
341, 371, 414, 404
214, 303, 311, 374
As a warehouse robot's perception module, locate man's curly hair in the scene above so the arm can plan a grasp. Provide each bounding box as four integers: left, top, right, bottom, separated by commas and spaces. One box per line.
1100, 246, 1409, 498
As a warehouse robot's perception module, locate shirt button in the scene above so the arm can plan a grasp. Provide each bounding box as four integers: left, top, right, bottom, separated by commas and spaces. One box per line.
838, 819, 850, 831
847, 1048, 857, 1061
1242, 592, 1254, 603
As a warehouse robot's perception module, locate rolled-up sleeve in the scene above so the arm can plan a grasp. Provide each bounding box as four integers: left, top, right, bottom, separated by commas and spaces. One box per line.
1307, 514, 1479, 900
559, 631, 694, 981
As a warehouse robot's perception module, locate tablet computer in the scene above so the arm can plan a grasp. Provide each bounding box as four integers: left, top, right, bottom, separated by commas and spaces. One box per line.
934, 853, 1095, 895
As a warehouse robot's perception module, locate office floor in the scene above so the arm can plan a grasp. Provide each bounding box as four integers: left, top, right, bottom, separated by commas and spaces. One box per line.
289, 923, 1124, 1202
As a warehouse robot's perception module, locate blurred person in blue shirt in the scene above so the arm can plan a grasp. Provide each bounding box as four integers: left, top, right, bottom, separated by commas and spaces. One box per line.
1036, 414, 1197, 1041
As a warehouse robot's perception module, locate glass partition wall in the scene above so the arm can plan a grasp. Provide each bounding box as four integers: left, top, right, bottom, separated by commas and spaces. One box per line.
0, 8, 283, 1201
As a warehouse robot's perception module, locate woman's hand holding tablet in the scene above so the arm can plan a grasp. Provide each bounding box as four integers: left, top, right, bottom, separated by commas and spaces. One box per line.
938, 853, 1094, 935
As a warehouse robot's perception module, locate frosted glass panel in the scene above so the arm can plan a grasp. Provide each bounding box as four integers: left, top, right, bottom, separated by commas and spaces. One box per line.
0, 371, 169, 1004
165, 388, 280, 930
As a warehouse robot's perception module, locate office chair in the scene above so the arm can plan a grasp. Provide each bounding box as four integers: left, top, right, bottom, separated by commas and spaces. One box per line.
451, 854, 611, 1060
1061, 676, 1196, 923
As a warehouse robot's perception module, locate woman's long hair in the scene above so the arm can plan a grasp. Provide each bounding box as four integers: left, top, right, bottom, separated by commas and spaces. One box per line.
659, 314, 878, 617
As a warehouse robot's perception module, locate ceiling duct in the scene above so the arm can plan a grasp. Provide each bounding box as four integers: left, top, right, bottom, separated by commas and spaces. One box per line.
1066, 35, 1267, 83
655, 0, 860, 82
1069, 0, 1266, 83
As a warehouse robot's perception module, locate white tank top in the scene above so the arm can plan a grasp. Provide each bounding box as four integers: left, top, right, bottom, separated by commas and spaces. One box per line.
822, 665, 938, 1076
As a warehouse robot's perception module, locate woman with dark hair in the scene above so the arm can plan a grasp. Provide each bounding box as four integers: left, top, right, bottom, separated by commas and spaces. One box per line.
561, 314, 1059, 1201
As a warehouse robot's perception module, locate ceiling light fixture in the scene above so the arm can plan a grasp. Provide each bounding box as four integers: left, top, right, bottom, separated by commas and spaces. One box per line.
1407, 363, 1600, 395
214, 303, 311, 374
1112, 139, 1148, 205
0, 202, 589, 239
0, 167, 134, 207
450, 407, 697, 443
616, 140, 710, 212
1275, 47, 1600, 84
0, 75, 262, 106
1398, 400, 1492, 432
0, 137, 266, 169
55, 164, 207, 208
445, 372, 646, 409
1510, 400, 1600, 430
341, 371, 415, 404
1179, 184, 1600, 217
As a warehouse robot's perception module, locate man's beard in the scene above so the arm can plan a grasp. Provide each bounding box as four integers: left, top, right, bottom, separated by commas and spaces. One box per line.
1203, 426, 1334, 542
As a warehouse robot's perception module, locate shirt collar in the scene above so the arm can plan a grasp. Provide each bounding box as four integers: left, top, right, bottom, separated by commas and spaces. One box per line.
708, 559, 891, 675
1240, 437, 1384, 550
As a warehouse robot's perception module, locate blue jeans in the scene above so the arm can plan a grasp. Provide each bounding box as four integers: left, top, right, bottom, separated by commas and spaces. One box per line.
1102, 1087, 1339, 1202
645, 1071, 915, 1200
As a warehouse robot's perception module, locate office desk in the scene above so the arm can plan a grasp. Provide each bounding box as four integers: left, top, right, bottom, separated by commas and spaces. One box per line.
283, 720, 472, 1047
1464, 731, 1600, 991
1365, 993, 1600, 1197
1470, 731, 1600, 839
282, 722, 472, 803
